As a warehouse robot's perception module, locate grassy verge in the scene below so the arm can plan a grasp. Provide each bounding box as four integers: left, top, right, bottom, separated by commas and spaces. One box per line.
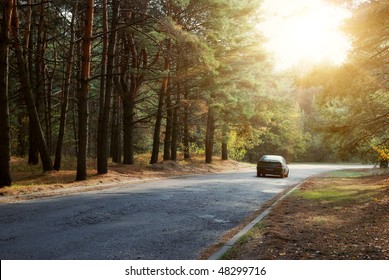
221, 169, 389, 260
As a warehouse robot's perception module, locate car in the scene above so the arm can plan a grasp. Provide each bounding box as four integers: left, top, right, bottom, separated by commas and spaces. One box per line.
257, 155, 289, 178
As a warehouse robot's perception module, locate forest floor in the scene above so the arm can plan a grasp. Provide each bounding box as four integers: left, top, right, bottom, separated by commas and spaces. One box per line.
0, 156, 252, 202
221, 169, 389, 260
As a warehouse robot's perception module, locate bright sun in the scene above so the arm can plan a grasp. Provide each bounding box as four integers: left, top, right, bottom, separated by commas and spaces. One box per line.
259, 0, 351, 71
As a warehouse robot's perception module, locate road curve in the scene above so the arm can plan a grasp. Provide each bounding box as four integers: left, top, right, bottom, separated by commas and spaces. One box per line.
0, 164, 370, 259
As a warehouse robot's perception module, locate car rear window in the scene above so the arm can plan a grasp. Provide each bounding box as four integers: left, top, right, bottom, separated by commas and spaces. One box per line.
261, 155, 282, 161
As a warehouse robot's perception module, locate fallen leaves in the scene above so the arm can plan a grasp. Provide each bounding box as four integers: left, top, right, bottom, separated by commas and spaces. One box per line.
224, 170, 389, 260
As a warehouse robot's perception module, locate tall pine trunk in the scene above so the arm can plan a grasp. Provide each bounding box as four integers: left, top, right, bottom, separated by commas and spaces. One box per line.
205, 105, 215, 164
183, 89, 190, 159
150, 86, 165, 164
27, 1, 38, 165
163, 88, 173, 160
54, 1, 78, 170
11, 3, 53, 171
111, 89, 121, 163
221, 125, 228, 160
122, 100, 135, 164
28, 121, 39, 164
0, 0, 14, 187
150, 40, 171, 164
170, 86, 181, 161
97, 0, 119, 174
76, 0, 94, 181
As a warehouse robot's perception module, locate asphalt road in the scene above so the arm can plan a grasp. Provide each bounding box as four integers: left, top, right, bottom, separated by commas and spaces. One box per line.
0, 163, 369, 260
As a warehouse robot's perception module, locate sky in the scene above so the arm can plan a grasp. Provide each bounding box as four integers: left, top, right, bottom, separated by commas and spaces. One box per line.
258, 0, 351, 71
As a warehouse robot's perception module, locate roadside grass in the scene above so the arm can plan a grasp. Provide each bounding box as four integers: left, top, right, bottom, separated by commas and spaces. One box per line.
219, 222, 267, 259
324, 169, 368, 178
221, 169, 389, 260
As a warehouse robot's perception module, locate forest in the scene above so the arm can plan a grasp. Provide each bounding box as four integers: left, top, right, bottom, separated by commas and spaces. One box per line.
0, 0, 388, 187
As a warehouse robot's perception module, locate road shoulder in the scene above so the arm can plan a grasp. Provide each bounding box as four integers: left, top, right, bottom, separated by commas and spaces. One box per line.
215, 169, 388, 260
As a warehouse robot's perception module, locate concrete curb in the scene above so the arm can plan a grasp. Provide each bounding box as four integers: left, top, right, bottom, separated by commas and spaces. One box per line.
208, 181, 304, 260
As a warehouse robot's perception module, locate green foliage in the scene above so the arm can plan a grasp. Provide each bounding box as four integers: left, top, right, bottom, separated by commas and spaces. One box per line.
244, 79, 310, 163
372, 145, 389, 168
294, 1, 389, 162
188, 142, 205, 156
226, 132, 248, 161
4, 0, 334, 185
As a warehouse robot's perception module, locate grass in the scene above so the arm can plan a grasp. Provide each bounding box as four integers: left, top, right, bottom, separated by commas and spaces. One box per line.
291, 187, 382, 204
220, 168, 389, 260
325, 169, 368, 178
220, 222, 267, 260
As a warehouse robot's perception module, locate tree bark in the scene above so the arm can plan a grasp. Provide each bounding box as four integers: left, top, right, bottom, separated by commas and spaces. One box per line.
150, 39, 171, 164
11, 3, 53, 172
97, 0, 108, 173
97, 0, 119, 174
170, 85, 181, 161
76, 0, 94, 181
183, 89, 190, 159
122, 100, 135, 164
221, 143, 228, 160
54, 1, 78, 170
111, 89, 121, 163
221, 125, 228, 160
26, 0, 38, 165
0, 0, 14, 187
205, 105, 215, 164
16, 110, 27, 157
28, 121, 39, 165
150, 86, 165, 164
163, 88, 173, 160
45, 51, 56, 154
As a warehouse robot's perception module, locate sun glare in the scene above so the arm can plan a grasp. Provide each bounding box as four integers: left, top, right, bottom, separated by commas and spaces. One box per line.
259, 0, 351, 71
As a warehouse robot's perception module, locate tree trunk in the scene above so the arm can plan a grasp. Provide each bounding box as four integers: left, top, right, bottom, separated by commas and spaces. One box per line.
150, 87, 165, 164
163, 88, 173, 161
11, 4, 53, 171
16, 110, 27, 157
170, 87, 181, 161
380, 159, 388, 168
0, 0, 14, 187
122, 100, 135, 164
222, 143, 228, 160
111, 89, 121, 163
205, 105, 215, 164
45, 52, 56, 154
221, 125, 228, 160
26, 1, 38, 165
54, 1, 78, 170
97, 0, 108, 173
97, 0, 119, 174
76, 0, 94, 181
150, 39, 171, 164
28, 121, 39, 165
183, 89, 190, 159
